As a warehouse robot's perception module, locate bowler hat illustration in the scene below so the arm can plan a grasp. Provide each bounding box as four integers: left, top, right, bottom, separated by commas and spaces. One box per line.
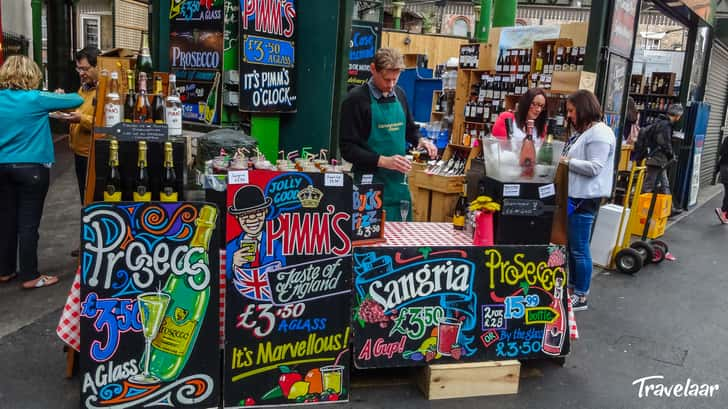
228, 185, 272, 215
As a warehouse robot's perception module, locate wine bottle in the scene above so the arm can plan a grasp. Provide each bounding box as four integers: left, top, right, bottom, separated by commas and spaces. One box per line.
160, 142, 178, 202
104, 71, 122, 127
134, 72, 152, 123
123, 72, 136, 123
453, 184, 467, 231
152, 76, 165, 124
542, 277, 566, 355
569, 47, 578, 71
544, 44, 553, 74
103, 139, 122, 202
537, 120, 555, 166
577, 47, 585, 72
496, 49, 504, 73
520, 120, 536, 178
165, 74, 183, 137
554, 47, 564, 72
147, 205, 217, 381
133, 141, 151, 201
136, 32, 154, 77
535, 49, 544, 73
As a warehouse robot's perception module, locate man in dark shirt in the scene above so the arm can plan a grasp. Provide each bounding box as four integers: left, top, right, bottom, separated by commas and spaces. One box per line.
340, 48, 437, 220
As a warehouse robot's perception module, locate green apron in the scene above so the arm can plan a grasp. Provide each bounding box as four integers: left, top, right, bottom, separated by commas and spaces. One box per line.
358, 92, 412, 221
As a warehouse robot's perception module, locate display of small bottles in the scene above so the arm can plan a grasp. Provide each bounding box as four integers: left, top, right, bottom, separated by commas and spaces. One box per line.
642, 72, 675, 95
553, 46, 585, 72
496, 48, 532, 74
631, 94, 676, 112
459, 44, 480, 69
133, 141, 152, 201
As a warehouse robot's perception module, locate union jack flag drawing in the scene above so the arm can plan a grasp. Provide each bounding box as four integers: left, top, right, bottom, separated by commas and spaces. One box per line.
233, 261, 281, 301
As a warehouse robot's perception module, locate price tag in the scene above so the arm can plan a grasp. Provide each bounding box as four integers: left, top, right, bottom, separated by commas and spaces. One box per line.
503, 184, 520, 197
361, 174, 373, 185
325, 173, 344, 187
538, 183, 556, 199
228, 170, 249, 185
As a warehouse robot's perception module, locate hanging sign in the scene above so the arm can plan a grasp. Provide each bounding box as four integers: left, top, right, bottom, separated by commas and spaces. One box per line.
79, 202, 220, 408
238, 0, 297, 113
347, 20, 381, 91
169, 0, 224, 125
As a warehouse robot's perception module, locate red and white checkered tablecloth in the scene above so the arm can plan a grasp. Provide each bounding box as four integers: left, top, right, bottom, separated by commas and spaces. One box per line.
375, 222, 473, 247
57, 251, 228, 352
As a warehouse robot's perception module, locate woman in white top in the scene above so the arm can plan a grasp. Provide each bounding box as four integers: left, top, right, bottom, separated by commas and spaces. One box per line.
559, 90, 616, 311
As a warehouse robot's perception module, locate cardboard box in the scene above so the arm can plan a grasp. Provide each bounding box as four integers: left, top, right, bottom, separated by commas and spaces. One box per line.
551, 70, 596, 94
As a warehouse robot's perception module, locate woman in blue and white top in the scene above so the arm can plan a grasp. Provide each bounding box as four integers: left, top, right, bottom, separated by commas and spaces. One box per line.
559, 90, 616, 311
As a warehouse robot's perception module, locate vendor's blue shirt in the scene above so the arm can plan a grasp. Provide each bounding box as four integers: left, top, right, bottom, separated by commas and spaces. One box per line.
226, 231, 286, 279
0, 89, 83, 164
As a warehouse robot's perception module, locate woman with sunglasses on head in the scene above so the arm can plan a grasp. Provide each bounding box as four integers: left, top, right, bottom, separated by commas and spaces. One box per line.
492, 88, 549, 144
559, 90, 616, 311
0, 55, 83, 289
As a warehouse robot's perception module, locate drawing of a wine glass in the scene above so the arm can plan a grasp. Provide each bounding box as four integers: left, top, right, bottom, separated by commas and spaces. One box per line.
130, 292, 170, 384
400, 200, 410, 222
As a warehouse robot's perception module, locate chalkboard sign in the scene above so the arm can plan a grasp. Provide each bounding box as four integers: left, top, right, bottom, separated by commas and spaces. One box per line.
352, 183, 385, 244
224, 171, 352, 406
79, 202, 220, 408
94, 123, 169, 142
353, 245, 569, 368
238, 1, 297, 112
347, 20, 381, 91
169, 0, 224, 124
501, 198, 555, 217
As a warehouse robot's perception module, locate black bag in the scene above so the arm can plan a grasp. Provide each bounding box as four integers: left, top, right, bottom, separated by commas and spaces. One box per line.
632, 123, 657, 162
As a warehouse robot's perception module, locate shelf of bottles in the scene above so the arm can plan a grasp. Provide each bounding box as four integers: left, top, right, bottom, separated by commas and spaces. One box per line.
630, 71, 679, 127
92, 138, 186, 203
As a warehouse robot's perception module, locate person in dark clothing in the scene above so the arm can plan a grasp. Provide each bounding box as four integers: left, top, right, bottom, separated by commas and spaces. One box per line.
641, 103, 683, 197
340, 48, 437, 220
715, 136, 728, 224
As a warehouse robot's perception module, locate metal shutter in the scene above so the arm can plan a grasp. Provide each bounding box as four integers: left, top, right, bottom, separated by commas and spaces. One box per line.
701, 43, 728, 186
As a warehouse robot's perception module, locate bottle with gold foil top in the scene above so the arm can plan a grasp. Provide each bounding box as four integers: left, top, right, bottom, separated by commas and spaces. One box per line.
203, 71, 220, 124
160, 142, 178, 202
147, 205, 217, 381
133, 141, 151, 201
103, 139, 122, 202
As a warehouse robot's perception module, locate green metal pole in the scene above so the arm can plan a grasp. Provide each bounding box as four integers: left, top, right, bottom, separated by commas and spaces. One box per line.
152, 0, 170, 72
31, 0, 42, 68
477, 0, 492, 43
393, 1, 404, 30
491, 0, 516, 28
251, 115, 279, 162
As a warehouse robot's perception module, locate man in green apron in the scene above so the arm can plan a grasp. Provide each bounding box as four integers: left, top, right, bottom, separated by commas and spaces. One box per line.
340, 48, 437, 221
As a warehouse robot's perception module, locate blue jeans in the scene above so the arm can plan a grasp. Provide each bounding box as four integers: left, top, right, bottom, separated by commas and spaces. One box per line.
568, 210, 596, 297
0, 163, 50, 282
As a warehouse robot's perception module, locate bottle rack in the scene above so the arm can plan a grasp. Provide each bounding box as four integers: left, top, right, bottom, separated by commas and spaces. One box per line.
91, 138, 186, 202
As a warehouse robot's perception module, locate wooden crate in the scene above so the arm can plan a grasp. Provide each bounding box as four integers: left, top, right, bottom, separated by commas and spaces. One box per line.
415, 360, 521, 400
551, 70, 596, 94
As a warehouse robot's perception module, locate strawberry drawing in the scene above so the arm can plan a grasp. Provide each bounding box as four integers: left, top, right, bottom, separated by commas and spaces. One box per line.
425, 350, 435, 362
450, 344, 462, 360
547, 246, 566, 267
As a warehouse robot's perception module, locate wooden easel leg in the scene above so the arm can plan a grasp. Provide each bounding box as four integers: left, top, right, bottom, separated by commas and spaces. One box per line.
64, 345, 78, 378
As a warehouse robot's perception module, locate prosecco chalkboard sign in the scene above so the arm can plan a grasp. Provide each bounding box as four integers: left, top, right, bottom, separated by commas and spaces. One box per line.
79, 202, 220, 408
352, 245, 570, 368
239, 0, 297, 112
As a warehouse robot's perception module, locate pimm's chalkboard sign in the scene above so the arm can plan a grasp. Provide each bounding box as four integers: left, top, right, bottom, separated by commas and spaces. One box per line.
224, 170, 352, 406
353, 245, 569, 368
79, 202, 220, 408
238, 0, 297, 113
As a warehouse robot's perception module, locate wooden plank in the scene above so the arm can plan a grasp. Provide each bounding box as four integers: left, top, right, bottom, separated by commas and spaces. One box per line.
429, 191, 459, 222
382, 31, 466, 69
415, 360, 520, 400
559, 22, 589, 47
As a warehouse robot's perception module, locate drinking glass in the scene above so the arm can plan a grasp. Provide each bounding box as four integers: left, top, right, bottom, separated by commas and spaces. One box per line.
400, 200, 410, 222
130, 292, 171, 384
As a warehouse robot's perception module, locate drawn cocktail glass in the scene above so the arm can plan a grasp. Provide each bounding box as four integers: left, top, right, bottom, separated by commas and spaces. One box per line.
320, 365, 344, 394
436, 317, 462, 356
400, 200, 410, 222
131, 292, 171, 384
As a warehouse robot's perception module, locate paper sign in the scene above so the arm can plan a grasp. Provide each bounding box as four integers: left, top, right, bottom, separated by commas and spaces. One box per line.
325, 173, 344, 187
228, 170, 249, 185
503, 184, 520, 197
361, 174, 374, 185
539, 183, 556, 199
